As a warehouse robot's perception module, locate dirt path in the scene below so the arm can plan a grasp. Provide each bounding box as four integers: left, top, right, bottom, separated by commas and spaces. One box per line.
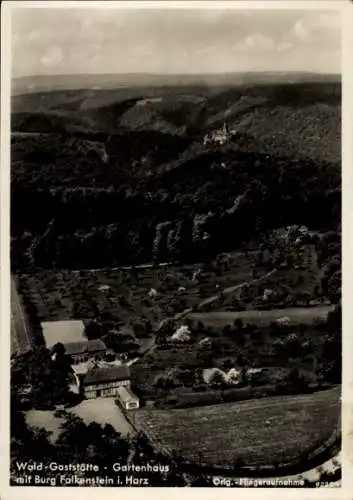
70, 262, 171, 274
132, 267, 278, 363
11, 277, 32, 354
159, 268, 278, 327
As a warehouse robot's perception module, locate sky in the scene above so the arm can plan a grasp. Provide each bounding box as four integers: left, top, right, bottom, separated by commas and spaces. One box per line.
11, 7, 341, 78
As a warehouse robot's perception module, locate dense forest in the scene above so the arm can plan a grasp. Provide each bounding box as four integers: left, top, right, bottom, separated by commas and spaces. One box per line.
11, 80, 341, 271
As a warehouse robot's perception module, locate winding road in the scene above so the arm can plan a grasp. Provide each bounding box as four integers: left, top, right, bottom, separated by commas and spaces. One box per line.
134, 267, 278, 361
157, 267, 278, 329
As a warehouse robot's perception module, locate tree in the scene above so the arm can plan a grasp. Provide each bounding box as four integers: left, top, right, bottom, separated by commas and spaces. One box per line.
222, 324, 233, 338
156, 318, 175, 343
103, 331, 121, 352
236, 353, 248, 367
328, 270, 341, 304
234, 318, 243, 331
196, 347, 213, 368
327, 305, 342, 330
104, 331, 139, 354
11, 394, 57, 483
284, 368, 311, 393
239, 368, 249, 386
321, 257, 341, 295
154, 374, 180, 390
52, 342, 66, 358
11, 346, 72, 408
196, 321, 205, 333
283, 334, 304, 359
132, 320, 147, 338
118, 294, 130, 308
233, 456, 245, 469
56, 414, 130, 468
209, 369, 225, 387
176, 369, 195, 387
221, 358, 234, 371
83, 319, 104, 340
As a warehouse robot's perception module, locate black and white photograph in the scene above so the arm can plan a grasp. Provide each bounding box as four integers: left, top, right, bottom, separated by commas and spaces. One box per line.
0, 0, 348, 493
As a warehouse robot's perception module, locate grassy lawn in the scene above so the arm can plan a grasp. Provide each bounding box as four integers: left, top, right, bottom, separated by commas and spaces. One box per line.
25, 398, 135, 441
26, 410, 64, 442
69, 398, 135, 436
134, 387, 340, 468
187, 305, 333, 328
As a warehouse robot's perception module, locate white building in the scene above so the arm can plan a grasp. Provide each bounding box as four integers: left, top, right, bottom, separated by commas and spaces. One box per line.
116, 386, 140, 411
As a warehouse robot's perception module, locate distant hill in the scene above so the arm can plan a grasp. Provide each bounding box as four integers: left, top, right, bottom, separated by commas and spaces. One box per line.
12, 71, 340, 96
11, 79, 341, 164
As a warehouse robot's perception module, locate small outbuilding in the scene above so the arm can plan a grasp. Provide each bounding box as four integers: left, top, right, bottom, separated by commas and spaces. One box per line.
116, 386, 139, 411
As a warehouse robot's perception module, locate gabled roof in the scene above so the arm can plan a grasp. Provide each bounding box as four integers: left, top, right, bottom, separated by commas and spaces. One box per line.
63, 338, 106, 355
82, 364, 130, 386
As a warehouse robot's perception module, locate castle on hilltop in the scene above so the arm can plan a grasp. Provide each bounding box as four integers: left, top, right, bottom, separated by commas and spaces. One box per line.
203, 123, 235, 146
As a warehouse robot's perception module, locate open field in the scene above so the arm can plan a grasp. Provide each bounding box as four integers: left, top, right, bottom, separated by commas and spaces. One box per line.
134, 387, 340, 468
187, 305, 333, 328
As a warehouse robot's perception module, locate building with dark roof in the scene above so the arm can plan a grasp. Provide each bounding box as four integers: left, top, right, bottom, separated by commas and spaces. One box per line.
63, 338, 107, 364
81, 364, 130, 399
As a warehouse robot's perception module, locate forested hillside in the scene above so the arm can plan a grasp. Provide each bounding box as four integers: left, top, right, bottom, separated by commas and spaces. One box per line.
11, 78, 341, 271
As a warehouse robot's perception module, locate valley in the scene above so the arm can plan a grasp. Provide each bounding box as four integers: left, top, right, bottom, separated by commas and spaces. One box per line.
10, 73, 341, 485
